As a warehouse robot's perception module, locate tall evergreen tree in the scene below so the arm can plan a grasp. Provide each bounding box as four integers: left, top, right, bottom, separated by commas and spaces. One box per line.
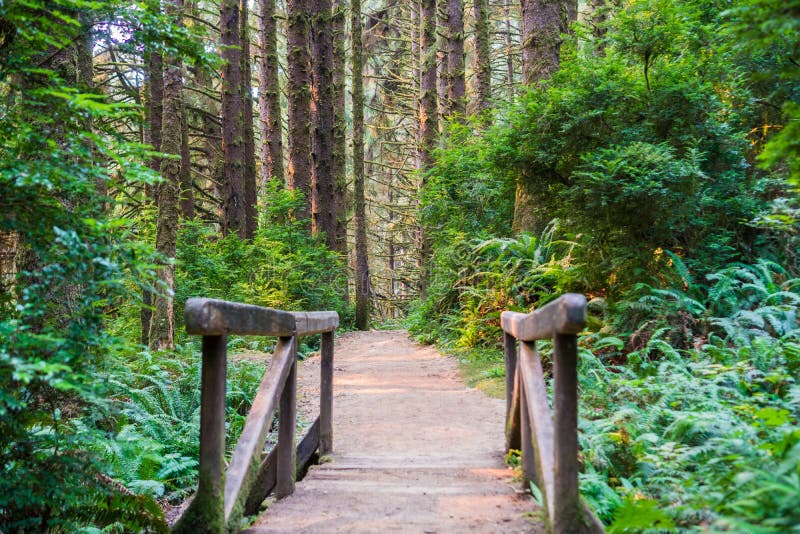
220, 0, 246, 236
258, 0, 284, 187
445, 0, 465, 117
242, 0, 257, 238
286, 0, 313, 220
352, 0, 370, 329
311, 0, 337, 249
471, 0, 491, 114
150, 0, 186, 350
513, 0, 577, 232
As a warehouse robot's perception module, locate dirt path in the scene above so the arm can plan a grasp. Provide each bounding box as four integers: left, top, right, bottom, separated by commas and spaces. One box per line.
245, 330, 542, 533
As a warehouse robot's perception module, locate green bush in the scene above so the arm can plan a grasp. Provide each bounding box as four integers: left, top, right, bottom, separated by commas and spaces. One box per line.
175, 184, 351, 332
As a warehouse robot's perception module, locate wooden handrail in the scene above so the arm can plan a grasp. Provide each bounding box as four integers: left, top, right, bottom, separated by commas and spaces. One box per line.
173, 298, 339, 533
501, 294, 604, 534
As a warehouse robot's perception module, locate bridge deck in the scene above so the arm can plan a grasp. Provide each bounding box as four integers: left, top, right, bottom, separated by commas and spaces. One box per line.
245, 330, 542, 533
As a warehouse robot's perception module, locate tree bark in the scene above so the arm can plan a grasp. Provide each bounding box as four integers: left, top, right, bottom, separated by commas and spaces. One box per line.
150, 0, 185, 351
286, 0, 312, 221
520, 0, 575, 86
419, 0, 437, 169
514, 0, 577, 233
445, 0, 465, 117
504, 0, 516, 101
418, 0, 437, 294
142, 51, 163, 346
179, 100, 194, 219
332, 0, 348, 256
221, 0, 246, 237
242, 0, 258, 238
310, 0, 337, 249
258, 0, 283, 188
470, 0, 491, 114
436, 0, 449, 128
352, 0, 370, 330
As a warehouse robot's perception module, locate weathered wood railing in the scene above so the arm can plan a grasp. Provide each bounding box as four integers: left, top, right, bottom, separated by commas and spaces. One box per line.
502, 294, 604, 534
172, 298, 338, 533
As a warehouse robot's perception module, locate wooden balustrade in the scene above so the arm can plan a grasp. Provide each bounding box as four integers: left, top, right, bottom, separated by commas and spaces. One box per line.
501, 294, 604, 534
172, 298, 339, 534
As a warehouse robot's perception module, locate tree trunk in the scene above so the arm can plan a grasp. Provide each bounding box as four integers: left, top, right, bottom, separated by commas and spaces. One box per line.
142, 51, 163, 346
332, 0, 348, 256
419, 0, 437, 169
418, 0, 437, 294
445, 0, 465, 117
470, 0, 491, 114
514, 0, 577, 233
258, 0, 283, 188
286, 0, 312, 221
504, 0, 515, 101
520, 0, 575, 86
436, 0, 449, 128
179, 102, 194, 219
242, 0, 258, 238
150, 0, 185, 351
352, 0, 370, 330
221, 0, 246, 237
310, 0, 337, 249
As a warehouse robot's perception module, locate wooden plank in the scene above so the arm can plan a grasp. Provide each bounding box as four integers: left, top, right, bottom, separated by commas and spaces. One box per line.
553, 333, 582, 534
501, 293, 587, 341
243, 418, 321, 516
276, 344, 297, 498
319, 331, 334, 455
520, 379, 538, 491
223, 337, 296, 523
518, 340, 556, 522
173, 336, 227, 534
185, 298, 296, 336
504, 333, 520, 452
295, 417, 321, 473
293, 311, 339, 336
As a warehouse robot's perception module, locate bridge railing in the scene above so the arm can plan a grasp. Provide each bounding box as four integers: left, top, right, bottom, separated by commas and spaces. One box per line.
501, 294, 604, 533
172, 298, 338, 533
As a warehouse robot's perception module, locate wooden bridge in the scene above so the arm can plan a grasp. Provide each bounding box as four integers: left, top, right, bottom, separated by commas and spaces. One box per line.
171, 295, 604, 533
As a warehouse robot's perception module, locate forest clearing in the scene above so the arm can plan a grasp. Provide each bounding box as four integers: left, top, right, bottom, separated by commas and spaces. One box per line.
1, 0, 799, 531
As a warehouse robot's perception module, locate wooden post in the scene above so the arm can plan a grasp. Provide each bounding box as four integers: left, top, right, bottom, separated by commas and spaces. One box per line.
553, 333, 580, 533
504, 332, 520, 451
319, 330, 334, 455
174, 335, 227, 533
276, 339, 297, 498
519, 374, 537, 492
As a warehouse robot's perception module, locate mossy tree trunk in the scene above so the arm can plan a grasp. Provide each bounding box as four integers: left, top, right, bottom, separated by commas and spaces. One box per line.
141, 50, 163, 347
352, 0, 370, 329
258, 0, 284, 188
149, 0, 186, 351
417, 0, 438, 294
445, 0, 465, 117
470, 0, 491, 115
220, 0, 246, 237
310, 0, 337, 250
513, 0, 577, 234
241, 0, 257, 239
286, 0, 312, 221
332, 0, 349, 257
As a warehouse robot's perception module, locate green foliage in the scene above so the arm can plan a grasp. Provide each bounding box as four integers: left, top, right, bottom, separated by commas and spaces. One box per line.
82, 344, 267, 504
0, 1, 167, 529
422, 0, 796, 296
408, 225, 576, 349
578, 260, 800, 529
175, 184, 351, 331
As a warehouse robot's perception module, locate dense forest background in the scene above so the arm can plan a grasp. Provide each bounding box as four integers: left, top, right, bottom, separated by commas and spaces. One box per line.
1, 0, 799, 531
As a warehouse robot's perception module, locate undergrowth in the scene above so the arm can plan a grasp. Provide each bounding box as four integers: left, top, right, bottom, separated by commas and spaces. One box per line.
410, 231, 800, 531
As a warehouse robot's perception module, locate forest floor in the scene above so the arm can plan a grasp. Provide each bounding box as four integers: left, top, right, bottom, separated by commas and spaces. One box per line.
244, 330, 541, 533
